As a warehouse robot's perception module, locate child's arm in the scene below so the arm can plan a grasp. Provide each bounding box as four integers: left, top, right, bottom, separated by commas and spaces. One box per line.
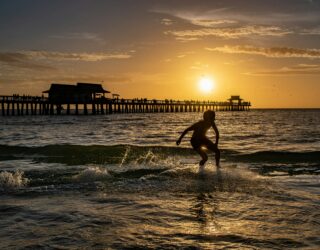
176, 125, 194, 145
212, 122, 219, 145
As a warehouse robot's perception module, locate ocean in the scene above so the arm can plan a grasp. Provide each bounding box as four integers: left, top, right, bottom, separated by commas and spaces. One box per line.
0, 110, 319, 249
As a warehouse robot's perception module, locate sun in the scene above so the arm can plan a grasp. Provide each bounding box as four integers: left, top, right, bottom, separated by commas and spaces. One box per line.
198, 76, 215, 93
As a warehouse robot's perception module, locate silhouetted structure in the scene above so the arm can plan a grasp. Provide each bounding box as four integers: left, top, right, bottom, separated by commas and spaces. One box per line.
43, 83, 110, 103
112, 93, 120, 99
0, 83, 251, 116
228, 96, 244, 111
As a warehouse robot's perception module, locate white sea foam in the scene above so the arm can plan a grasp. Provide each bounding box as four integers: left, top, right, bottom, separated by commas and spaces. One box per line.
0, 170, 28, 191
73, 166, 110, 182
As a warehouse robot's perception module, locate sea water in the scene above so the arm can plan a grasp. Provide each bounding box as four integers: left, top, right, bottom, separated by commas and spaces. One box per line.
0, 110, 319, 249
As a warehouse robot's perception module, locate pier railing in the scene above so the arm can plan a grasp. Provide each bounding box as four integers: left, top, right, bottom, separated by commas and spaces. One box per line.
0, 95, 251, 116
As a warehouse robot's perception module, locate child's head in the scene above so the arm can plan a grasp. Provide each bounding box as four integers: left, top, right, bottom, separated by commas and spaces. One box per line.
203, 110, 215, 122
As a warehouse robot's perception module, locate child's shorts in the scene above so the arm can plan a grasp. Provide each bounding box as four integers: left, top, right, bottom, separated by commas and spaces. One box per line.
190, 136, 217, 150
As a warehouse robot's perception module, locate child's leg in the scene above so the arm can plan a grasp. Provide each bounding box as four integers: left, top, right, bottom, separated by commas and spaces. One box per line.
195, 147, 208, 166
214, 147, 220, 167
191, 138, 208, 166
207, 142, 220, 167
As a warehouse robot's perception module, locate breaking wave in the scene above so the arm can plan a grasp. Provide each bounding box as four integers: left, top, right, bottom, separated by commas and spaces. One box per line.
73, 166, 110, 182
0, 144, 319, 164
0, 144, 319, 195
0, 170, 28, 191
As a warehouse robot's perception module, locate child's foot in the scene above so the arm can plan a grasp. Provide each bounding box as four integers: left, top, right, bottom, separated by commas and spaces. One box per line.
199, 164, 205, 174
199, 159, 207, 166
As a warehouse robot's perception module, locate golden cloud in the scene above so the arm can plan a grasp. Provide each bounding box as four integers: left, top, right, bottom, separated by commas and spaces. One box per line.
191, 19, 237, 27
165, 26, 292, 40
25, 51, 132, 61
0, 50, 133, 72
245, 64, 320, 76
0, 52, 56, 71
206, 45, 320, 58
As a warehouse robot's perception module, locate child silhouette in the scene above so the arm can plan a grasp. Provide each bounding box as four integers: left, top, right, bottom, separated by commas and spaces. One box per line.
176, 110, 220, 167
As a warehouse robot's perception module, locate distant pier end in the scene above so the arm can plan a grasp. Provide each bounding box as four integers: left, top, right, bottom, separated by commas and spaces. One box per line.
1, 82, 251, 116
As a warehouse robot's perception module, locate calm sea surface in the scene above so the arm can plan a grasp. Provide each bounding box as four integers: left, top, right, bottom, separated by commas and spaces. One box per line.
0, 110, 319, 249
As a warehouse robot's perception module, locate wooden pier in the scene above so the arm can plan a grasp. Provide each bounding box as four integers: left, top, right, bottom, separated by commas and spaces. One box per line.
0, 95, 251, 116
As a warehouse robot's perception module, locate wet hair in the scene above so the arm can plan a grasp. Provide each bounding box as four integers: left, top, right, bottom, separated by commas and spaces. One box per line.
203, 110, 215, 121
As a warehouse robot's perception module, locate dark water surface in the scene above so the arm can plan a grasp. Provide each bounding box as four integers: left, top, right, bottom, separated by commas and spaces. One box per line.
0, 110, 319, 249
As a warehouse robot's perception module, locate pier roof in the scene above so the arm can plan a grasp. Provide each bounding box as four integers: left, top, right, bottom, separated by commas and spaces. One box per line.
77, 83, 110, 93
228, 95, 243, 101
43, 83, 76, 93
43, 82, 110, 94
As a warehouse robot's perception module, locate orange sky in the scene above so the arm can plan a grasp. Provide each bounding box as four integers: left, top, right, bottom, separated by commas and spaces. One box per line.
0, 0, 320, 108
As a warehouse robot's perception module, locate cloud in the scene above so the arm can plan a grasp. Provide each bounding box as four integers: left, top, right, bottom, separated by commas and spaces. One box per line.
175, 37, 200, 42
245, 64, 320, 75
0, 50, 133, 72
176, 51, 194, 58
155, 9, 238, 28
0, 52, 29, 63
165, 26, 292, 40
300, 27, 320, 35
153, 4, 320, 26
0, 52, 56, 71
25, 51, 132, 61
190, 62, 209, 70
1, 50, 132, 64
50, 32, 106, 45
160, 18, 173, 26
206, 45, 320, 58
190, 19, 237, 27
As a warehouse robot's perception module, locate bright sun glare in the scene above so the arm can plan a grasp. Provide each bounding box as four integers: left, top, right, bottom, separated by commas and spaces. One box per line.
199, 77, 215, 93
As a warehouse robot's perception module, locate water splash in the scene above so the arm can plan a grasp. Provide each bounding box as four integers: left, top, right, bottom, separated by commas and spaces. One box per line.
0, 170, 28, 191
133, 150, 157, 165
73, 166, 110, 183
119, 146, 131, 167
118, 147, 180, 170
